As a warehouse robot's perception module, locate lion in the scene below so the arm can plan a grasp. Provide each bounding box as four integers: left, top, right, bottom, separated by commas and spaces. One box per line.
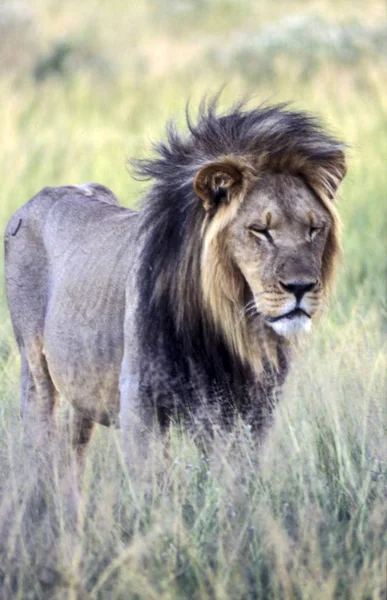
4, 100, 346, 467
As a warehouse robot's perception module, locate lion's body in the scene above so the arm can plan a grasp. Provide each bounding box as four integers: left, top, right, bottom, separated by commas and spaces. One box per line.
5, 183, 285, 437
5, 184, 137, 425
4, 101, 346, 463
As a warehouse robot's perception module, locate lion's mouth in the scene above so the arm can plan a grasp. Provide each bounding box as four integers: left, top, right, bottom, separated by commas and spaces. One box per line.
266, 308, 311, 323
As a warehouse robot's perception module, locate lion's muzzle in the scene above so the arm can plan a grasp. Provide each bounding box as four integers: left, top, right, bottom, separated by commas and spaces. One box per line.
278, 279, 318, 302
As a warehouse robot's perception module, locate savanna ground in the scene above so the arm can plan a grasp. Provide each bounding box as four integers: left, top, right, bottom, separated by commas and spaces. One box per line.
0, 1, 386, 598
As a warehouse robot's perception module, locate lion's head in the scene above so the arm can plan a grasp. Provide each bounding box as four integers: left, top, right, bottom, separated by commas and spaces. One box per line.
196, 160, 343, 341
136, 100, 346, 377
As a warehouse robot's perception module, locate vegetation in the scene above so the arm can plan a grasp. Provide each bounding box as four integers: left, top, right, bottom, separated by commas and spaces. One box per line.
0, 0, 386, 598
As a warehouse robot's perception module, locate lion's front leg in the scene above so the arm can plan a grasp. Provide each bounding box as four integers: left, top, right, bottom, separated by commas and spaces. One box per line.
119, 367, 151, 478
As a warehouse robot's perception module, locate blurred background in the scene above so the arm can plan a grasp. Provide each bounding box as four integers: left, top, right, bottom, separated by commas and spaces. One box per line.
0, 0, 386, 371
1, 0, 386, 341
0, 0, 386, 383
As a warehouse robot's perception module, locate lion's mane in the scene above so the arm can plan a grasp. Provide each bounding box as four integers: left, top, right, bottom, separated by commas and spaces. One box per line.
132, 100, 346, 428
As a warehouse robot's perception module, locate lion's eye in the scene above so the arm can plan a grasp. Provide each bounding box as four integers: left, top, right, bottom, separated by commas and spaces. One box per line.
249, 227, 273, 243
309, 227, 321, 241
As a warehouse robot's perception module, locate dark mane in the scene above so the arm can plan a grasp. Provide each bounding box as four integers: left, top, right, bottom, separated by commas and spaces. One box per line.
132, 98, 345, 192
132, 99, 345, 428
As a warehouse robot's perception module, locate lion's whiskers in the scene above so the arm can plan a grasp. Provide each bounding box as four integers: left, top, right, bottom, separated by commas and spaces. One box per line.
239, 301, 258, 323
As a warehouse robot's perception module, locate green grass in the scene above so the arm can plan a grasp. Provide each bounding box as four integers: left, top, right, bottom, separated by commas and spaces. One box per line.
0, 0, 386, 598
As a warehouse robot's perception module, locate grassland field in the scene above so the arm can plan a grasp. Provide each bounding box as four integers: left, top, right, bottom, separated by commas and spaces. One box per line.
0, 1, 386, 598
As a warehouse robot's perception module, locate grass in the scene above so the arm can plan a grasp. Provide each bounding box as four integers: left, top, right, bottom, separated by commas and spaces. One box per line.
0, 0, 386, 598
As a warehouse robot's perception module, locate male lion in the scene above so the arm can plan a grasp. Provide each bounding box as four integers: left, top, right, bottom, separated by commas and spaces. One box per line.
4, 101, 346, 466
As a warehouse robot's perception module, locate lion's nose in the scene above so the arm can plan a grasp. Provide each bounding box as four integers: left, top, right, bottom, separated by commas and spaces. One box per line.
279, 280, 317, 302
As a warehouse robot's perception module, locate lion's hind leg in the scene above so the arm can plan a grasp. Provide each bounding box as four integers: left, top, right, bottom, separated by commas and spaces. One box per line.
19, 341, 60, 453
5, 195, 60, 451
69, 408, 95, 477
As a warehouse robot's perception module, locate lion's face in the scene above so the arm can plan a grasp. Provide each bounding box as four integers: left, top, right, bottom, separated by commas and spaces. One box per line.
225, 173, 332, 336
195, 153, 343, 350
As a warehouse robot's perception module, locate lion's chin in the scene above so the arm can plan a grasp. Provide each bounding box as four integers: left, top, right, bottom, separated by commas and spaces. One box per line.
266, 313, 312, 337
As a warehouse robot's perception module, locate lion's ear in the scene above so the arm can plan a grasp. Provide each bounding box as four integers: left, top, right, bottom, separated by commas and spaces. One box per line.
313, 150, 347, 201
194, 162, 244, 213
